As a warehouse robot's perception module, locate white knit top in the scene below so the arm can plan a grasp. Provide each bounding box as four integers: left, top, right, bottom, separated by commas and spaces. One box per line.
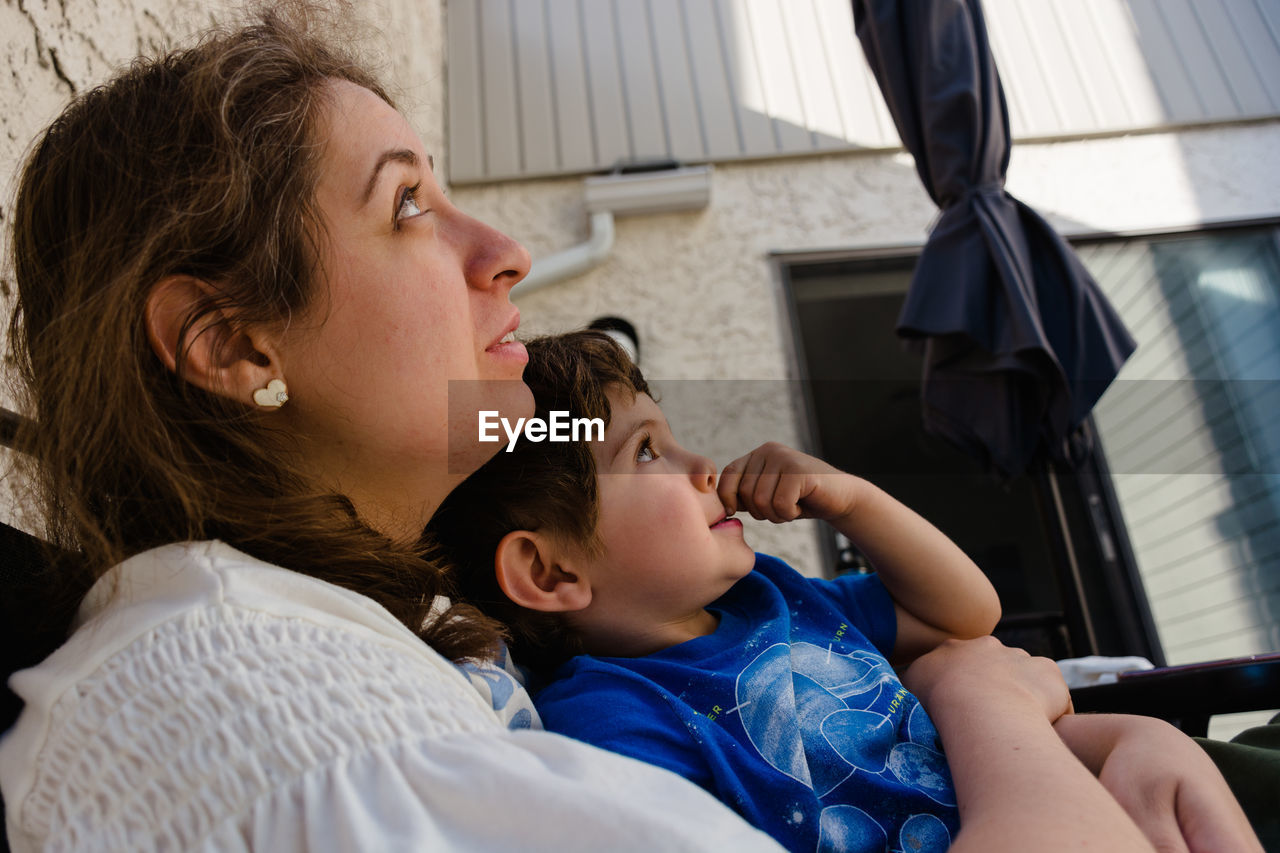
0, 541, 782, 852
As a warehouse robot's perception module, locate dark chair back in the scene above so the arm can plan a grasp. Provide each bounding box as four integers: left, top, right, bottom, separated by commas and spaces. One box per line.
1, 522, 74, 733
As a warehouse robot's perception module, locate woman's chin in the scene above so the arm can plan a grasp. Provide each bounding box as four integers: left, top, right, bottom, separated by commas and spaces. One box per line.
445, 379, 535, 475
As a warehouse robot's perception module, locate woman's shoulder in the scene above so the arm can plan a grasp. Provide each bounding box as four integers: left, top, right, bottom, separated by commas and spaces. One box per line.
0, 540, 786, 853
0, 540, 500, 850
10, 539, 492, 730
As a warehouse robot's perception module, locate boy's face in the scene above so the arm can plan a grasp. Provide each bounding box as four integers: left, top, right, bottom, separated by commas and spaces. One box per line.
571, 389, 756, 643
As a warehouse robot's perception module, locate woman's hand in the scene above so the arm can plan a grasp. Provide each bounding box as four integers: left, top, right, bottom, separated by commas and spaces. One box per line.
901, 635, 1074, 724
902, 637, 1157, 852
1054, 714, 1263, 853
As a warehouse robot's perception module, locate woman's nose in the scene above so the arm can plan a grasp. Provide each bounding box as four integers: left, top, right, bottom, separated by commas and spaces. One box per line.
460, 213, 532, 292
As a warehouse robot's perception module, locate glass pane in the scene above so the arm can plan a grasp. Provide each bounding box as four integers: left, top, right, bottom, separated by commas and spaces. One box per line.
1086, 229, 1280, 666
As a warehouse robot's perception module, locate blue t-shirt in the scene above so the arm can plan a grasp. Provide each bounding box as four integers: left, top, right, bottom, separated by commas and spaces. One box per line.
535, 554, 958, 853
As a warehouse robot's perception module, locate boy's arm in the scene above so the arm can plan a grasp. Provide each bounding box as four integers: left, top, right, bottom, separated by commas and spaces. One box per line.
718, 443, 1000, 664
1053, 713, 1263, 853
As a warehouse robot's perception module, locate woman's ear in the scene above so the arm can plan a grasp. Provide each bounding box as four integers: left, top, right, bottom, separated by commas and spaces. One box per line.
145, 275, 281, 405
494, 530, 592, 613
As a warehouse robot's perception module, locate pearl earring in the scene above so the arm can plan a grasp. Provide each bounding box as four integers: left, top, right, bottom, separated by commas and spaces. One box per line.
252, 378, 289, 408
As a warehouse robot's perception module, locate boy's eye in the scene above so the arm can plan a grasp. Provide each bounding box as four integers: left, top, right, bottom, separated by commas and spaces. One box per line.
394, 183, 423, 227
636, 436, 657, 464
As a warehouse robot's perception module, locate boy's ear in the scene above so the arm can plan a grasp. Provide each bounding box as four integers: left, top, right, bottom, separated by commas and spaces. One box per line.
145, 275, 282, 405
494, 530, 592, 613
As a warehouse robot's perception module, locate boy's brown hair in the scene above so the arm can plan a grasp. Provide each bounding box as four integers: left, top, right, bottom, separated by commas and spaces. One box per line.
429, 330, 650, 674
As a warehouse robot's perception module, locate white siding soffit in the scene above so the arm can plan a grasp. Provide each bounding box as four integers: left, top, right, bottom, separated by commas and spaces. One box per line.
447, 0, 1280, 184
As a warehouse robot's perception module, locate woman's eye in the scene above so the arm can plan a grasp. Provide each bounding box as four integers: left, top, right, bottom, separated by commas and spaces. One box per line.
395, 184, 423, 227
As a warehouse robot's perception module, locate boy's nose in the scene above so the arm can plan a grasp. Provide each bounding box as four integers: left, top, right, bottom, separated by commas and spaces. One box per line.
689, 454, 716, 491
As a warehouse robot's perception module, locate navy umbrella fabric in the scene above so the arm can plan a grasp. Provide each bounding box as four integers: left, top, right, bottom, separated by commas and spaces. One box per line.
851, 0, 1136, 480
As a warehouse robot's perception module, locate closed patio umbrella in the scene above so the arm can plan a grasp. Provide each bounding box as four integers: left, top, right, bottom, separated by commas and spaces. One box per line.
851, 0, 1136, 480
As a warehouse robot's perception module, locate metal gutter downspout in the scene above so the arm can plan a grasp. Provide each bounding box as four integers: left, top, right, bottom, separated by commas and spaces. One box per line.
511, 164, 712, 299
513, 210, 615, 297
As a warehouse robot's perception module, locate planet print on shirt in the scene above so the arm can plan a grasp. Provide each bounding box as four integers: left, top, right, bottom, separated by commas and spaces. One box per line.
734, 641, 954, 851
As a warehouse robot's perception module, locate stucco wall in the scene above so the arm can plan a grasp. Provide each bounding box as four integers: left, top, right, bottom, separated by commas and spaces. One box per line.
0, 0, 448, 531
450, 121, 1280, 571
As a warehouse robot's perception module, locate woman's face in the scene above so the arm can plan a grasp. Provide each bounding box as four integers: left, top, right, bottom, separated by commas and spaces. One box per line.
277, 80, 533, 538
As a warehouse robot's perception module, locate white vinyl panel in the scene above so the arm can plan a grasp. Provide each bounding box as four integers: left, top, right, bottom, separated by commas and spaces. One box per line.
1122, 0, 1211, 120
1090, 241, 1159, 316
545, 0, 596, 171
1138, 516, 1250, 581
1123, 290, 1204, 380
983, 0, 1063, 135
1194, 0, 1274, 115
813, 0, 897, 148
1050, 0, 1133, 129
1125, 471, 1266, 533
1157, 587, 1280, 642
741, 0, 812, 151
1154, 547, 1280, 620
1085, 0, 1170, 126
782, 0, 847, 149
513, 0, 558, 174
580, 0, 633, 167
716, 0, 779, 156
1108, 472, 1164, 506
1225, 0, 1280, 109
681, 0, 743, 159
648, 0, 708, 161
1154, 605, 1273, 660
1112, 311, 1194, 381
1169, 627, 1276, 665
983, 0, 1030, 137
865, 55, 900, 149
1135, 472, 1271, 570
1094, 384, 1156, 448
1155, 541, 1280, 611
446, 0, 485, 182
1024, 1, 1102, 130
1129, 465, 1266, 556
1107, 271, 1171, 340
1162, 0, 1242, 117
614, 0, 669, 161
1252, 0, 1280, 102
1097, 382, 1196, 467
478, 0, 521, 176
1104, 382, 1212, 470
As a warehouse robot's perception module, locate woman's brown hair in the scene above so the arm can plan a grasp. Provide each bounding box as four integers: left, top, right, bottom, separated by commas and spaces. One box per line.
6, 5, 504, 661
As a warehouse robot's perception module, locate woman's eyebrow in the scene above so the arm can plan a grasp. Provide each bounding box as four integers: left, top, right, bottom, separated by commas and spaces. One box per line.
360, 148, 423, 206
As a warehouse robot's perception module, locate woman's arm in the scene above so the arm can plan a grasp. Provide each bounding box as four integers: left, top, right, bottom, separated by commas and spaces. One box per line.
902, 637, 1158, 853
718, 442, 1000, 663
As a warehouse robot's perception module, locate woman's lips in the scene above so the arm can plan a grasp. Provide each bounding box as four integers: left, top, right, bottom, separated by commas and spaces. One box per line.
486, 331, 528, 363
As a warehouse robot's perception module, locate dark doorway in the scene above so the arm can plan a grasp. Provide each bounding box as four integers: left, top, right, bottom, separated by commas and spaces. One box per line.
781, 253, 1163, 663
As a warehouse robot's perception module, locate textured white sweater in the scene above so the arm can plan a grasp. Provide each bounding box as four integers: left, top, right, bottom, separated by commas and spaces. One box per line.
0, 541, 782, 852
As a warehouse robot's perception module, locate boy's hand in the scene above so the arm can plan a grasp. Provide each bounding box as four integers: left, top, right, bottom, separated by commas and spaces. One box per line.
718, 442, 863, 524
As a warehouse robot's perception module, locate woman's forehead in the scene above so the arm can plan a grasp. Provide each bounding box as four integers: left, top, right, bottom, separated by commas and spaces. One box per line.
315, 80, 428, 205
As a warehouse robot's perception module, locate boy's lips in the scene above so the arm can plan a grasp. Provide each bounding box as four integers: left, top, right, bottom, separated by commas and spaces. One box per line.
710, 515, 743, 531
